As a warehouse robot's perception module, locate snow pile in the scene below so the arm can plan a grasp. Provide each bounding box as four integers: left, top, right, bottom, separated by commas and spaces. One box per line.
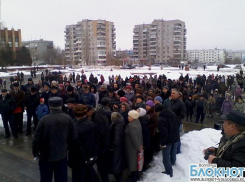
142, 128, 222, 182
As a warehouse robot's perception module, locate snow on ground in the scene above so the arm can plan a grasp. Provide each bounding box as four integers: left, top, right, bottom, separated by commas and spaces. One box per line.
142, 128, 222, 182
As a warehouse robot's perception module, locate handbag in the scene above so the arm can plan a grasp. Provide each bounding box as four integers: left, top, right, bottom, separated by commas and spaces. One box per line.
137, 148, 144, 171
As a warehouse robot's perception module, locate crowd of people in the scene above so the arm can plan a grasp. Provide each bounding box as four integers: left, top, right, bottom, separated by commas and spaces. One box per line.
1, 69, 245, 182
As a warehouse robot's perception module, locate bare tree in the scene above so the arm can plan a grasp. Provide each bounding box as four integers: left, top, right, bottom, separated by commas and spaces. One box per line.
42, 46, 66, 65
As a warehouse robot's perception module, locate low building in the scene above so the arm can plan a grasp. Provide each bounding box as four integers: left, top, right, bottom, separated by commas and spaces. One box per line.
22, 39, 53, 64
186, 48, 226, 64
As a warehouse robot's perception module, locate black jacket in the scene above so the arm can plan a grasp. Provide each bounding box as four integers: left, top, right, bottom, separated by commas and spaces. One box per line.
160, 90, 171, 102
109, 117, 126, 174
32, 110, 77, 162
40, 90, 52, 105
93, 108, 111, 154
0, 94, 15, 114
185, 99, 195, 115
212, 134, 245, 167
169, 98, 186, 122
158, 108, 180, 145
68, 117, 99, 168
25, 93, 40, 112
138, 115, 150, 149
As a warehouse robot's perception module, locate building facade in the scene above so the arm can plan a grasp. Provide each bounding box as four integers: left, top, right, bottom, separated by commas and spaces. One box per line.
65, 19, 116, 66
22, 39, 53, 63
0, 28, 22, 53
133, 19, 186, 65
186, 48, 226, 64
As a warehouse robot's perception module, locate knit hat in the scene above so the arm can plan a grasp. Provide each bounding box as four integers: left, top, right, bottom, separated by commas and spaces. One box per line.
154, 96, 163, 103
128, 110, 139, 120
73, 104, 88, 117
146, 100, 154, 107
40, 98, 45, 103
111, 112, 122, 123
13, 82, 19, 87
120, 97, 128, 103
28, 78, 32, 81
138, 108, 146, 117
126, 86, 133, 90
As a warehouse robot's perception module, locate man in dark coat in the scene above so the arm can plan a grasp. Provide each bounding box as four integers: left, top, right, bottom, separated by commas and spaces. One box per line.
65, 98, 76, 119
79, 86, 96, 107
25, 87, 40, 135
0, 89, 18, 138
33, 97, 77, 182
40, 83, 51, 105
195, 95, 208, 124
204, 110, 245, 167
9, 82, 25, 133
98, 85, 108, 104
168, 88, 186, 154
65, 86, 79, 104
68, 104, 99, 182
158, 108, 180, 177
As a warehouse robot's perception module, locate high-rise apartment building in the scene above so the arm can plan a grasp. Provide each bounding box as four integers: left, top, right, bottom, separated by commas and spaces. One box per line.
23, 39, 53, 63
133, 19, 186, 64
187, 48, 226, 64
65, 19, 116, 66
0, 28, 22, 52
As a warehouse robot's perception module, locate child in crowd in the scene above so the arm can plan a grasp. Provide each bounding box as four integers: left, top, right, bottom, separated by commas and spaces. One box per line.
36, 98, 49, 120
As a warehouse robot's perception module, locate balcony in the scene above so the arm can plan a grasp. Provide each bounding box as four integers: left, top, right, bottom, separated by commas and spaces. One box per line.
150, 35, 157, 39
133, 28, 139, 33
150, 26, 157, 30
174, 29, 181, 33
174, 26, 182, 29
97, 25, 106, 29
150, 39, 156, 42
133, 41, 139, 45
97, 44, 106, 48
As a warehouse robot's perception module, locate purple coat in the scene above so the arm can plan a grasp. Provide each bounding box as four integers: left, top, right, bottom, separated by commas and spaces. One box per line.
221, 99, 233, 115
235, 86, 242, 98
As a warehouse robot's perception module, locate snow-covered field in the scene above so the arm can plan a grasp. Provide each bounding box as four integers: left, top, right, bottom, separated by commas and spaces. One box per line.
142, 128, 222, 182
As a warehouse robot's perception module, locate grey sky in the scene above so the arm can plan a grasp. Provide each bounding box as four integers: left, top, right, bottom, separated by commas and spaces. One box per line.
2, 0, 245, 50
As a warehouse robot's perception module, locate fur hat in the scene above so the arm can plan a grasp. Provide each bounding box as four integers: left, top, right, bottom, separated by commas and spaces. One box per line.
67, 86, 74, 92
73, 104, 88, 117
128, 110, 139, 120
117, 90, 125, 97
111, 112, 122, 123
28, 78, 32, 81
13, 82, 19, 87
138, 108, 146, 117
31, 87, 37, 92
48, 97, 63, 107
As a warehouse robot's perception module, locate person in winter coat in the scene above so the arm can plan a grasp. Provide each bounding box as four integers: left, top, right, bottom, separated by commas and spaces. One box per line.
68, 104, 99, 182
133, 95, 146, 109
207, 94, 216, 118
158, 107, 180, 177
204, 110, 245, 167
119, 102, 130, 125
36, 98, 49, 121
221, 96, 233, 115
98, 85, 108, 104
125, 110, 142, 182
231, 82, 237, 99
109, 112, 126, 182
185, 95, 195, 122
25, 87, 40, 135
33, 97, 77, 182
124, 86, 135, 102
9, 82, 25, 133
235, 85, 242, 99
145, 100, 158, 162
234, 98, 245, 113
65, 86, 79, 104
90, 85, 99, 105
0, 89, 18, 138
137, 108, 151, 170
195, 95, 208, 124
79, 87, 96, 107
160, 86, 171, 103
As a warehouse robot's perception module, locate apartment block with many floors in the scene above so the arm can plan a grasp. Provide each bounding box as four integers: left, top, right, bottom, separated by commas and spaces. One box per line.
0, 28, 22, 53
65, 19, 116, 66
133, 19, 186, 65
186, 48, 226, 64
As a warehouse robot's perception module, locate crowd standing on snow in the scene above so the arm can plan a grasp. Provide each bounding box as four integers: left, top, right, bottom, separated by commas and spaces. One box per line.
1, 68, 245, 182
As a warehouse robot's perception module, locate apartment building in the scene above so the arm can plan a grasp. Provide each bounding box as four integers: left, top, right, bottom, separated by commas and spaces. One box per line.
187, 48, 226, 64
65, 19, 116, 66
23, 39, 53, 63
0, 28, 22, 53
133, 19, 186, 65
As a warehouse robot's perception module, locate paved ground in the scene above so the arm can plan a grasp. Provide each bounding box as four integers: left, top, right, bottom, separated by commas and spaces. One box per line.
0, 73, 222, 182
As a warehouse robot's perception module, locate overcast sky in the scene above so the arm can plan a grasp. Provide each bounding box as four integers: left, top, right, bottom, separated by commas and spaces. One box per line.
2, 0, 245, 50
